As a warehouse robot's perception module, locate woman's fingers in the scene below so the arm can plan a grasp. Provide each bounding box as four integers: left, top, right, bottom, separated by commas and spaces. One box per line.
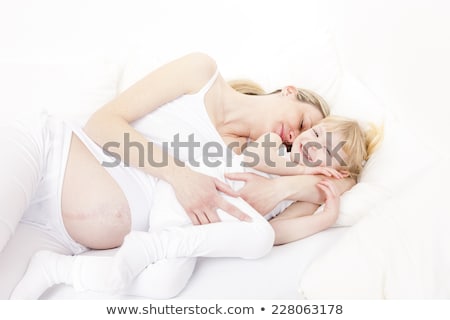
174, 169, 252, 224
203, 206, 220, 224
324, 168, 343, 179
319, 169, 332, 177
217, 196, 252, 222
224, 172, 253, 182
194, 210, 212, 225
339, 170, 351, 178
214, 178, 239, 197
187, 211, 201, 225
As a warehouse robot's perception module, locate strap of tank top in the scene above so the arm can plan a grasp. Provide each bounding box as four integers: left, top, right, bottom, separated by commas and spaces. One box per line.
197, 68, 219, 96
68, 122, 117, 164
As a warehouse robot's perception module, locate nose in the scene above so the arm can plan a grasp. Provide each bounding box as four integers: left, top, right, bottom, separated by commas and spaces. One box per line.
287, 129, 299, 144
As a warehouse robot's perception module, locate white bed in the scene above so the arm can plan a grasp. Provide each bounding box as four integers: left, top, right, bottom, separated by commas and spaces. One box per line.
1, 0, 449, 299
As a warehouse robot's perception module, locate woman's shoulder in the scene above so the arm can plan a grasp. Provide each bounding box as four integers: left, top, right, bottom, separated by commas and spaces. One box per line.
178, 52, 218, 87
182, 52, 217, 69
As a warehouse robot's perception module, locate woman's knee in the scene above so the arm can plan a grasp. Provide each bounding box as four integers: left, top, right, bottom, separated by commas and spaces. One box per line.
244, 220, 275, 259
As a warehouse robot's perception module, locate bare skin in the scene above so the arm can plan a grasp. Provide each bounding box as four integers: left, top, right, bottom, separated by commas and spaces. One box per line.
61, 133, 132, 249
59, 53, 344, 250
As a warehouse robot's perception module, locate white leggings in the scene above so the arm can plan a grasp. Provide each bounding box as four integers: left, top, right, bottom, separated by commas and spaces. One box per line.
124, 177, 273, 299
0, 114, 194, 299
0, 113, 76, 298
1, 114, 274, 299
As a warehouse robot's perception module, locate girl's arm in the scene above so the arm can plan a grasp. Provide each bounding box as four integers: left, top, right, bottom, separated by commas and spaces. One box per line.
279, 175, 355, 204
270, 180, 339, 245
243, 132, 342, 178
225, 171, 355, 215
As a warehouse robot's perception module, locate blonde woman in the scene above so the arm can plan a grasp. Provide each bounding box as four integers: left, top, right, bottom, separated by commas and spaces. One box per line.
1, 52, 353, 298
11, 113, 381, 299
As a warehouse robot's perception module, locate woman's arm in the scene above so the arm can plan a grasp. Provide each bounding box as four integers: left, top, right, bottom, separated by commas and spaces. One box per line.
84, 53, 249, 224
270, 180, 339, 245
225, 172, 354, 215
85, 52, 215, 181
277, 175, 355, 204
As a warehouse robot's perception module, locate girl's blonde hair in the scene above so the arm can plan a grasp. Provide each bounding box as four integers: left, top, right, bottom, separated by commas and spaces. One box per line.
228, 79, 330, 118
320, 116, 383, 179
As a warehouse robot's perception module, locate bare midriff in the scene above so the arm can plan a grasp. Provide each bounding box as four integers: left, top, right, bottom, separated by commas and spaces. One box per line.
61, 133, 131, 249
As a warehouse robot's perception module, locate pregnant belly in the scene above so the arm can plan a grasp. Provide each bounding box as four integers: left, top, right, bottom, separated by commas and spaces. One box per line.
61, 134, 131, 249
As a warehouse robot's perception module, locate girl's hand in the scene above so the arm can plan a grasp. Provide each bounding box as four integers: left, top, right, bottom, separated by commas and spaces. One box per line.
316, 180, 340, 220
169, 168, 252, 225
300, 166, 344, 179
225, 172, 285, 215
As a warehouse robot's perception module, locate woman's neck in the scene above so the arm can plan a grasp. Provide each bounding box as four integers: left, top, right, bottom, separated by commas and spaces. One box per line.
219, 87, 275, 139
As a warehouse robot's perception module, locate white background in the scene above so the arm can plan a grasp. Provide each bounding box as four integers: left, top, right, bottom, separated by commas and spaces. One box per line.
1, 0, 449, 156
319, 0, 450, 158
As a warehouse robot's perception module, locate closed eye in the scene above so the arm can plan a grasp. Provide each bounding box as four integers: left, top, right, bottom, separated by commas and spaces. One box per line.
313, 128, 319, 137
299, 120, 304, 131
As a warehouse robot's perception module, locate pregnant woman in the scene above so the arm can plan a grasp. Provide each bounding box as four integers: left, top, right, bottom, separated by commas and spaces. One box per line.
0, 52, 352, 298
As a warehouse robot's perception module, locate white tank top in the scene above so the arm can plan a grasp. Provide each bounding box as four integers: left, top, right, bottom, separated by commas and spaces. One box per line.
131, 69, 227, 164
132, 69, 294, 220
69, 69, 293, 229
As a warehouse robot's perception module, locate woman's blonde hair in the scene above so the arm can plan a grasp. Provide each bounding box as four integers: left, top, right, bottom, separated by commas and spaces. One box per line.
320, 116, 383, 179
228, 79, 330, 117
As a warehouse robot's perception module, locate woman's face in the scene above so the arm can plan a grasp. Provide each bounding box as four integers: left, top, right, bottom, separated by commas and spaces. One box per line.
262, 87, 324, 146
290, 124, 348, 169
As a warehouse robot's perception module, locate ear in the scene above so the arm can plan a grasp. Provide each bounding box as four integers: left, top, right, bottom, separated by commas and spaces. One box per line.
281, 85, 298, 96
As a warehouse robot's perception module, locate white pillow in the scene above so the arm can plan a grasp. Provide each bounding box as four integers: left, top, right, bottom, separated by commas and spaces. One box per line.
326, 72, 438, 226
298, 160, 449, 298
117, 1, 342, 103
0, 57, 120, 124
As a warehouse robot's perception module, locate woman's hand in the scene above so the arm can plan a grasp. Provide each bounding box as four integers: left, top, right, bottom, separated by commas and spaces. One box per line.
225, 171, 354, 216
225, 172, 286, 216
299, 166, 344, 179
168, 168, 252, 225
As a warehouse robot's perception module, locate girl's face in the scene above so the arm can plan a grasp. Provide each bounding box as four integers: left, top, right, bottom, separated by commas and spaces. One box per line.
290, 124, 348, 169
258, 87, 324, 146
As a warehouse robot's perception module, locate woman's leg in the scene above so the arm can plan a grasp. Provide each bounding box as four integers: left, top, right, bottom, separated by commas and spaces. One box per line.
126, 258, 197, 299
12, 178, 274, 298
0, 223, 72, 299
0, 115, 46, 252
11, 179, 197, 299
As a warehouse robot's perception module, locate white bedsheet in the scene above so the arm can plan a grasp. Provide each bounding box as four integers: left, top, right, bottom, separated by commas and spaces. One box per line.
299, 160, 450, 299
42, 228, 349, 299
